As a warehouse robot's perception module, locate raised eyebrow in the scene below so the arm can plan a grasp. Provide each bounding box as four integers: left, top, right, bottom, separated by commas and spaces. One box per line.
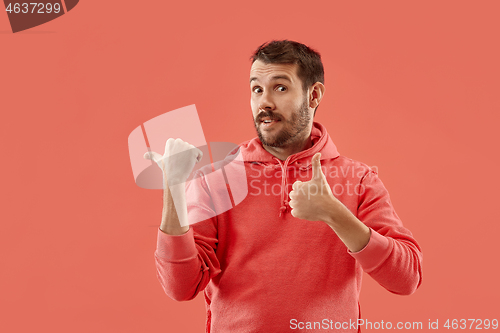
249, 75, 292, 84
270, 75, 292, 82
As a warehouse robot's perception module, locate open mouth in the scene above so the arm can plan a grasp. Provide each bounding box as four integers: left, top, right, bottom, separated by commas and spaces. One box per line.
260, 117, 280, 127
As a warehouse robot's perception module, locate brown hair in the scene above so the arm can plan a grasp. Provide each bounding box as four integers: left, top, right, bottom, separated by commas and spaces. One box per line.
250, 40, 324, 93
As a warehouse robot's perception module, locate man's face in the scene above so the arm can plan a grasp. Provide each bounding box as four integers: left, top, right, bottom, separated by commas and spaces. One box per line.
250, 60, 312, 148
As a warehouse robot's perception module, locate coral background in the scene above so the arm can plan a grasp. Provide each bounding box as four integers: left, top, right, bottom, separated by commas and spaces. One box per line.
1, 1, 499, 331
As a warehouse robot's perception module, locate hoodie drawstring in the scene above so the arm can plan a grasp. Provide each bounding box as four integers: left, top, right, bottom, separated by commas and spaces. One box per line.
274, 158, 289, 218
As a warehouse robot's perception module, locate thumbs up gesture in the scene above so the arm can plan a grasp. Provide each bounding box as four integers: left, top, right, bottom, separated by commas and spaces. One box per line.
289, 153, 337, 222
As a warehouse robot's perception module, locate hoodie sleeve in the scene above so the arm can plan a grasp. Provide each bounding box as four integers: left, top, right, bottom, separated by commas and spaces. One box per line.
154, 172, 221, 302
349, 170, 423, 295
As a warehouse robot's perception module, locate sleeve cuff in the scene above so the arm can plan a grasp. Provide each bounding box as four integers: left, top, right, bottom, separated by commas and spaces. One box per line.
155, 227, 198, 262
348, 228, 393, 273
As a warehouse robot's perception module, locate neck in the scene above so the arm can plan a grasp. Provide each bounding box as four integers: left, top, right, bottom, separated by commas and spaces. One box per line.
263, 133, 313, 161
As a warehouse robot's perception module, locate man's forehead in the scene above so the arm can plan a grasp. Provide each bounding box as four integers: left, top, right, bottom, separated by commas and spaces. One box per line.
249, 61, 299, 83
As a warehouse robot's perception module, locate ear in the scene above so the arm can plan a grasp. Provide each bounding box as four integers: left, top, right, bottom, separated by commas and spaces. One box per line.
309, 82, 325, 109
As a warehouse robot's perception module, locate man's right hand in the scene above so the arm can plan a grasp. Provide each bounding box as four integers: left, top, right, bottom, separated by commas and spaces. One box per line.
143, 138, 203, 233
143, 138, 203, 187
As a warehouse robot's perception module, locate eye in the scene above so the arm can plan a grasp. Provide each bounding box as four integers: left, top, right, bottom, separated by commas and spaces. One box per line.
252, 86, 263, 93
276, 85, 287, 92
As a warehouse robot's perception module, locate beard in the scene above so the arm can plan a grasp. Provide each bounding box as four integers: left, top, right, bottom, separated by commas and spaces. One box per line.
253, 96, 311, 148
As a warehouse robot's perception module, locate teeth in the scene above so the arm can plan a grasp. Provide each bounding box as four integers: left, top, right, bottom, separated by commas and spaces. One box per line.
264, 120, 272, 123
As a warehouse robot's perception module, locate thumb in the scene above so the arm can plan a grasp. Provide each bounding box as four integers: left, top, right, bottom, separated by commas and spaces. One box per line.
143, 151, 163, 163
311, 153, 324, 180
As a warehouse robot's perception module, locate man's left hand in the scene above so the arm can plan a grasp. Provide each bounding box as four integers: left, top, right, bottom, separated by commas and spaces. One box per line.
289, 153, 340, 222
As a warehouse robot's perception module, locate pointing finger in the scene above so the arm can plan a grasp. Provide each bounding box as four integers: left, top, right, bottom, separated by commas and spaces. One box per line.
143, 151, 162, 163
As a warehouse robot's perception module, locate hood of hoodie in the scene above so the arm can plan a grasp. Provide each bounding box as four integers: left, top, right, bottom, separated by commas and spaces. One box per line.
233, 122, 340, 217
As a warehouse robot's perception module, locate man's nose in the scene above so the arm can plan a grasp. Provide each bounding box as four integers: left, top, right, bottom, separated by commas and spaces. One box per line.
258, 90, 275, 110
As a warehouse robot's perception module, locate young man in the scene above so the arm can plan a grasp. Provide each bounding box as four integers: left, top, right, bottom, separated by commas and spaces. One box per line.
148, 40, 422, 333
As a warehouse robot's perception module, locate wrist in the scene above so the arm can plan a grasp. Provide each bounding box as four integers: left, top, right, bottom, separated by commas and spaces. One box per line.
321, 196, 344, 227
160, 224, 189, 235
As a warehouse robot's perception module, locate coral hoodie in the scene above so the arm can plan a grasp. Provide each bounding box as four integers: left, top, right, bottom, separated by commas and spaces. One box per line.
155, 122, 422, 333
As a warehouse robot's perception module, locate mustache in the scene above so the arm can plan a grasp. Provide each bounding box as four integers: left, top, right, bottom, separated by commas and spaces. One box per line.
255, 110, 283, 122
